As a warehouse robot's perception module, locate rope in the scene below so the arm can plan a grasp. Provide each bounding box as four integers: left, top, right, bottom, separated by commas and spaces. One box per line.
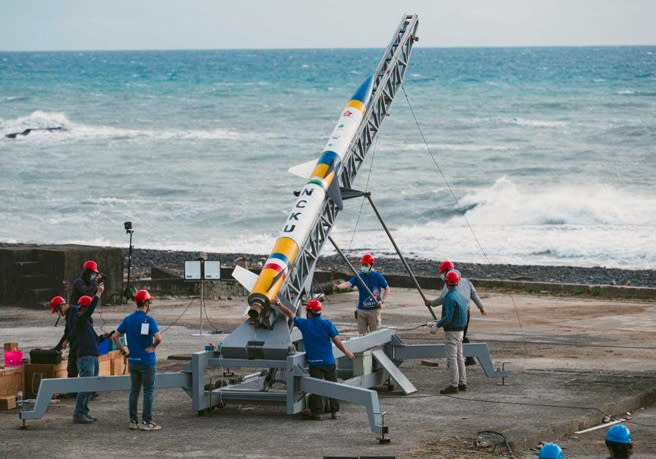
401, 85, 529, 356
348, 135, 378, 252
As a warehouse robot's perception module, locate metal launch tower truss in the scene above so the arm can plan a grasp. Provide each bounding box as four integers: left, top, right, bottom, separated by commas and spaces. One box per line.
278, 14, 420, 312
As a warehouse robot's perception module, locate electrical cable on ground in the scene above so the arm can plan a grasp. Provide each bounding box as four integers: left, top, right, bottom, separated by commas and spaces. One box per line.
202, 299, 222, 333
401, 85, 530, 356
160, 297, 196, 335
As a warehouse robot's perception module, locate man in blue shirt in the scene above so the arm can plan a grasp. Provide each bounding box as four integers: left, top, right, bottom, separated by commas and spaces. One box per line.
333, 253, 390, 335
428, 270, 469, 394
277, 298, 355, 420
67, 283, 105, 424
111, 289, 162, 431
50, 296, 79, 378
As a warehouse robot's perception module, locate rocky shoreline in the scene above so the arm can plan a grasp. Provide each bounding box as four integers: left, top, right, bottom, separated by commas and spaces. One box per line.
126, 248, 655, 287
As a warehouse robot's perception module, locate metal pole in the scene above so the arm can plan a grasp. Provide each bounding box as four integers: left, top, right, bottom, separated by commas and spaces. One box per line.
200, 260, 204, 336
126, 231, 133, 304
327, 235, 379, 306
364, 194, 437, 320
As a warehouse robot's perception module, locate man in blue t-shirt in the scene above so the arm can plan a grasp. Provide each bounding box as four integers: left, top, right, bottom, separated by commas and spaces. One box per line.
111, 289, 162, 431
277, 298, 355, 419
333, 253, 390, 335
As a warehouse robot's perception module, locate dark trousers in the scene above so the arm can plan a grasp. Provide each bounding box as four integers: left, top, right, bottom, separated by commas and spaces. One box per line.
67, 350, 78, 378
463, 309, 471, 343
129, 363, 156, 423
308, 365, 338, 416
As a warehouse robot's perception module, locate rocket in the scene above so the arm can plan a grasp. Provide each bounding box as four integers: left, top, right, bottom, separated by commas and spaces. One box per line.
245, 75, 374, 320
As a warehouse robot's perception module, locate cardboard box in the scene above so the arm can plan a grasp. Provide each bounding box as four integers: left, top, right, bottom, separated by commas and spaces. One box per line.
4, 343, 19, 351
99, 359, 111, 376
0, 395, 17, 410
111, 355, 127, 375
0, 366, 25, 397
24, 362, 67, 398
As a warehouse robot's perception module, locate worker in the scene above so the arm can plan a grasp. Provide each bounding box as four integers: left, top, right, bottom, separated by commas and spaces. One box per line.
333, 253, 390, 335
427, 270, 468, 394
68, 283, 105, 424
276, 298, 355, 420
605, 424, 632, 459
110, 289, 163, 431
538, 442, 563, 459
50, 296, 79, 378
425, 260, 487, 366
69, 259, 104, 307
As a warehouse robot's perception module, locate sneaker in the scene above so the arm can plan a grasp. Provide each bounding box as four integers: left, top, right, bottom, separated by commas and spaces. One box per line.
465, 357, 477, 366
87, 414, 98, 422
458, 384, 467, 392
73, 415, 94, 424
302, 412, 322, 421
439, 385, 459, 395
139, 421, 162, 431
129, 420, 139, 430
330, 412, 340, 420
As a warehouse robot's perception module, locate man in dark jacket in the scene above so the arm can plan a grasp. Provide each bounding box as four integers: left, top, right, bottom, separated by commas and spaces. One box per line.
69, 259, 103, 306
68, 283, 105, 424
50, 296, 79, 377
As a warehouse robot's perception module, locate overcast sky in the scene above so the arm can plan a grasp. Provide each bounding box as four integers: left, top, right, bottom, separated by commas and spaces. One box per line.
1, 0, 655, 51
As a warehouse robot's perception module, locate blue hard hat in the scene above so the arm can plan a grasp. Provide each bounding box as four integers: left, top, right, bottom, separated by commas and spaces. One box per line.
538, 443, 563, 459
606, 424, 631, 444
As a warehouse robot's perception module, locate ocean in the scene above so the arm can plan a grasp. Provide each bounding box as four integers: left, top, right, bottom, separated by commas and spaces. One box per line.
1, 47, 655, 269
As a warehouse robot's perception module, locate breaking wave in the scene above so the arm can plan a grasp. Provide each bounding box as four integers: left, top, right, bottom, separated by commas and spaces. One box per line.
453, 177, 656, 226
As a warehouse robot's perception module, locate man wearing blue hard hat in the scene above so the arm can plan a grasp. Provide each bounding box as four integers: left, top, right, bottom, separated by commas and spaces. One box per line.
538, 442, 563, 459
605, 424, 632, 459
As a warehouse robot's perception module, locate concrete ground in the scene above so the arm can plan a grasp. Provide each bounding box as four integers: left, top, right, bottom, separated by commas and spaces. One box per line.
0, 288, 655, 458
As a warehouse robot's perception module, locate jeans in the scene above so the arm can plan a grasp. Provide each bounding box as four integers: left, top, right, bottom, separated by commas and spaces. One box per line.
129, 363, 156, 423
445, 331, 466, 387
308, 365, 338, 415
73, 355, 98, 418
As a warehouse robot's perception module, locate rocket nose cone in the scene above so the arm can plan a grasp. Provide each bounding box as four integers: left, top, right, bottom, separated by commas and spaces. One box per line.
351, 75, 374, 106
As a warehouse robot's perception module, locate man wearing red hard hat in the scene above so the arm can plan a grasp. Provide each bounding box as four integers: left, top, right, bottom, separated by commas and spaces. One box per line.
276, 298, 355, 420
110, 289, 162, 431
333, 253, 390, 335
69, 259, 104, 307
425, 260, 487, 366
67, 282, 106, 423
50, 296, 79, 378
427, 270, 469, 394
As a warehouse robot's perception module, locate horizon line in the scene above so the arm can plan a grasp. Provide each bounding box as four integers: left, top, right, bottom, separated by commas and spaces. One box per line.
1, 43, 655, 53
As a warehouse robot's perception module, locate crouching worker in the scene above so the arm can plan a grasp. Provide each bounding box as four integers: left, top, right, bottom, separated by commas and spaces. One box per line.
427, 270, 469, 394
110, 289, 162, 431
276, 298, 355, 420
605, 424, 632, 459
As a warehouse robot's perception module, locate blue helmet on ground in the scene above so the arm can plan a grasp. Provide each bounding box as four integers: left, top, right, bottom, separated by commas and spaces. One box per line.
606, 424, 631, 444
538, 443, 563, 459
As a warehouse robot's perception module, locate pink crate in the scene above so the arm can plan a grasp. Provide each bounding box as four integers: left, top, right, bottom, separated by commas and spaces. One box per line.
3, 350, 23, 367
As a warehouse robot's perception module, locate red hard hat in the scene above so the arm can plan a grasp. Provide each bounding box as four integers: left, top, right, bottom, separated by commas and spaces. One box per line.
83, 260, 99, 273
438, 260, 455, 275
49, 296, 66, 314
445, 270, 460, 286
360, 253, 375, 265
78, 295, 93, 307
134, 289, 153, 304
305, 299, 323, 312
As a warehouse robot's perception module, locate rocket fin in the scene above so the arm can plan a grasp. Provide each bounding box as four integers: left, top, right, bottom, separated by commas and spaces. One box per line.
327, 175, 344, 210
288, 159, 318, 179
232, 265, 259, 291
